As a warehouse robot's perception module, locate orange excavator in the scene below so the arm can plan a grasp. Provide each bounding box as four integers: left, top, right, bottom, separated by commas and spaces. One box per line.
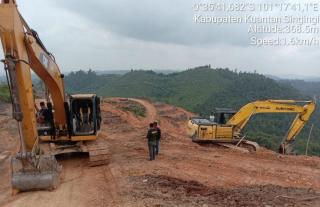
0, 0, 109, 192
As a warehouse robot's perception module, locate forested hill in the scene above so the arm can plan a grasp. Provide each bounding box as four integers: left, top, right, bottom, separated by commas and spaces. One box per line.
64, 66, 320, 155
279, 79, 320, 98
65, 67, 304, 111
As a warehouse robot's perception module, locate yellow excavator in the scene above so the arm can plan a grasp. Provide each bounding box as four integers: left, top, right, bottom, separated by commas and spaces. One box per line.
187, 100, 316, 153
0, 0, 109, 192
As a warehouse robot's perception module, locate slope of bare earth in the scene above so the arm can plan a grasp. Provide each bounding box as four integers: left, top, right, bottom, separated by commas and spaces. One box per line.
0, 98, 320, 207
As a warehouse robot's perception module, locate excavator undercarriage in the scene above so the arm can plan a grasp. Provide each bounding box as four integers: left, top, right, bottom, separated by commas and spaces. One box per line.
217, 140, 260, 153
40, 138, 111, 167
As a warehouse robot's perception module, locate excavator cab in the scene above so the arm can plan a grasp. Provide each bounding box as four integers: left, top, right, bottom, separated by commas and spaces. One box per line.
69, 94, 101, 136
213, 108, 237, 124
37, 94, 101, 137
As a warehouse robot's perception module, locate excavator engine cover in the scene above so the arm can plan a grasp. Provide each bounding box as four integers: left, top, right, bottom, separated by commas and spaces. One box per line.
11, 155, 61, 191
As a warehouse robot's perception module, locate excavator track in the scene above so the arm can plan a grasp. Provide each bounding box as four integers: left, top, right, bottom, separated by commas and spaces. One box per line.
216, 140, 259, 153
42, 139, 111, 167
85, 140, 111, 167
238, 140, 260, 152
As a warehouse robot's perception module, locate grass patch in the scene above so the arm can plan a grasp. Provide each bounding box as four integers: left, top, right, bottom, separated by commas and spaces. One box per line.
0, 85, 10, 103
121, 100, 146, 117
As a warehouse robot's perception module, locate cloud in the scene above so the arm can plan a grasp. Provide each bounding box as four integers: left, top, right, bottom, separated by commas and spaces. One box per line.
51, 0, 251, 46
0, 0, 319, 77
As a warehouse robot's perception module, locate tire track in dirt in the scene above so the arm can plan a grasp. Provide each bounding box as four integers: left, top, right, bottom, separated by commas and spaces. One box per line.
100, 165, 123, 207
129, 98, 158, 123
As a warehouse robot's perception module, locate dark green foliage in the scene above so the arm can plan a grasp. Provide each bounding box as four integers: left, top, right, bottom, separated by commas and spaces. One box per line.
0, 85, 10, 103
64, 69, 114, 93
63, 67, 320, 155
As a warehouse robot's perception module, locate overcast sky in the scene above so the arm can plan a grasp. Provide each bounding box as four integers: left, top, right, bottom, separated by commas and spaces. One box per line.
0, 0, 319, 77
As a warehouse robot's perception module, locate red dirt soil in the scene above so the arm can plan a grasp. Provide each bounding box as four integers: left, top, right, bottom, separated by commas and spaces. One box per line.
0, 98, 320, 207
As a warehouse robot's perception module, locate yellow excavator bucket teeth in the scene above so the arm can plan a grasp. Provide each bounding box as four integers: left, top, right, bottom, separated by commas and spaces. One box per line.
11, 155, 61, 191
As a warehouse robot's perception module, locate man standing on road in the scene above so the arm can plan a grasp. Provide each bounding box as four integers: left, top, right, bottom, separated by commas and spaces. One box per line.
154, 121, 161, 155
146, 123, 157, 161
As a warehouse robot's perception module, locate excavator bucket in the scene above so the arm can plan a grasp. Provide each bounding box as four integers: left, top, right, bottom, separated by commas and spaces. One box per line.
11, 155, 61, 191
278, 143, 295, 155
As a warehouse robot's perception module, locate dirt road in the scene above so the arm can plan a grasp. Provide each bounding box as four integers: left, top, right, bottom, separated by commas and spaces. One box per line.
0, 98, 320, 206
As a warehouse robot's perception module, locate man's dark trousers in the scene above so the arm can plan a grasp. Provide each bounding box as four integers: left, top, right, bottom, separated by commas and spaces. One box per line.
155, 139, 160, 155
148, 141, 156, 160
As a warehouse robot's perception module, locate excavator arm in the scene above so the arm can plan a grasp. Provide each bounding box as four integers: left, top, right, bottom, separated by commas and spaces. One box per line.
281, 101, 316, 153
227, 100, 316, 153
24, 27, 67, 126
